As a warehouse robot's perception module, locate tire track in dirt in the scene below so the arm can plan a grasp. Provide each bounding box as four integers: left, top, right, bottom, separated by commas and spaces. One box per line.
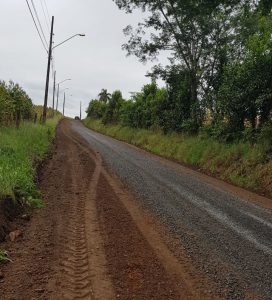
67, 121, 222, 300
48, 123, 114, 300
0, 120, 223, 299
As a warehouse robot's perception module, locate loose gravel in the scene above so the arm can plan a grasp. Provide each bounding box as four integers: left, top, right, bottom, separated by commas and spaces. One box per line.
73, 121, 272, 300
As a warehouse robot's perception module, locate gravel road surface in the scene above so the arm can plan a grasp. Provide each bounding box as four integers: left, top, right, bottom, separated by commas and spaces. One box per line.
72, 121, 272, 300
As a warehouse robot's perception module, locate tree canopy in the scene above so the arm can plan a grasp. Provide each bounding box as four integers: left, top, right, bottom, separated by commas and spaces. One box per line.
110, 0, 272, 138
86, 1, 271, 142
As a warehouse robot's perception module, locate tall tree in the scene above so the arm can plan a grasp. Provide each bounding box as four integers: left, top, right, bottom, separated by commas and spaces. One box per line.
98, 89, 111, 103
114, 0, 239, 127
103, 90, 124, 124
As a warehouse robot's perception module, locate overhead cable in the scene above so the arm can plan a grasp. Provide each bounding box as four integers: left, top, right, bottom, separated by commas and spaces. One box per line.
25, 0, 48, 53
43, 0, 51, 24
39, 0, 50, 32
30, 0, 48, 47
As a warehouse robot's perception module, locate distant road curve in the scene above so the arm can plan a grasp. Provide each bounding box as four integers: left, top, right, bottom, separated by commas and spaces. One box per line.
72, 120, 272, 300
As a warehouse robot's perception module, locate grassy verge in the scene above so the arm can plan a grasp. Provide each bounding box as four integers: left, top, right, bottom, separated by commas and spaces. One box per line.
84, 118, 272, 198
0, 118, 60, 207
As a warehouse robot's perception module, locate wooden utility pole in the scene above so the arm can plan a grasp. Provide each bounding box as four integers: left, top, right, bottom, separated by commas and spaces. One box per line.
63, 92, 66, 116
42, 16, 54, 124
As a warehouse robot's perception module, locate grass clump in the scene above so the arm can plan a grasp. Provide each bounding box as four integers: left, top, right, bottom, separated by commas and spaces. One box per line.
0, 249, 11, 263
84, 118, 272, 197
0, 118, 59, 207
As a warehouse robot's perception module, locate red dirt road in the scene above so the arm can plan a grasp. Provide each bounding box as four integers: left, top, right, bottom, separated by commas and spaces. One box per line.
0, 120, 219, 299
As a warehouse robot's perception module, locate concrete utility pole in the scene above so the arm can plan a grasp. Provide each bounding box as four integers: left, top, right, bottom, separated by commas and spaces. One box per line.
63, 92, 66, 116
52, 70, 56, 114
42, 16, 54, 124
80, 101, 82, 120
56, 79, 71, 113
56, 83, 59, 113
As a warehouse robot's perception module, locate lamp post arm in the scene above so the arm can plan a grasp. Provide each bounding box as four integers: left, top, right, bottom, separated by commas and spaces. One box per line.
53, 34, 85, 49
58, 78, 71, 85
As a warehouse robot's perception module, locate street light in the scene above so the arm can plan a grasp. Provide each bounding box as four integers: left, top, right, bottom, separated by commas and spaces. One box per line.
42, 14, 85, 123
53, 34, 86, 49
56, 79, 71, 113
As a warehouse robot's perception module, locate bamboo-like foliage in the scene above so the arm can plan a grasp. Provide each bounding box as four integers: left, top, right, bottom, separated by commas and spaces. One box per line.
0, 81, 34, 127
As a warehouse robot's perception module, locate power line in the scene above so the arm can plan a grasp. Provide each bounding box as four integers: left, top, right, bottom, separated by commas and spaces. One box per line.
43, 0, 51, 24
30, 0, 48, 47
39, 0, 50, 32
25, 0, 48, 53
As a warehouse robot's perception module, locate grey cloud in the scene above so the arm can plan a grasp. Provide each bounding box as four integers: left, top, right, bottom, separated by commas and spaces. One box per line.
0, 0, 165, 118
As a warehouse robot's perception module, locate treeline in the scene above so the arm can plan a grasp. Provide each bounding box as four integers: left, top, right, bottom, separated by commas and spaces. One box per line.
86, 0, 272, 142
87, 70, 272, 142
0, 81, 34, 127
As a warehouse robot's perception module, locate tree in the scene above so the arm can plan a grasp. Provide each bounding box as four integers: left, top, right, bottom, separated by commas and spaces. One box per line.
218, 11, 272, 134
98, 89, 111, 103
258, 0, 272, 15
86, 99, 107, 119
113, 0, 240, 128
103, 90, 124, 124
0, 81, 14, 125
7, 81, 33, 128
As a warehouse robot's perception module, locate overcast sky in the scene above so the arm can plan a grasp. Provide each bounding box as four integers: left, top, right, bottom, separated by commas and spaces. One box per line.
0, 0, 166, 118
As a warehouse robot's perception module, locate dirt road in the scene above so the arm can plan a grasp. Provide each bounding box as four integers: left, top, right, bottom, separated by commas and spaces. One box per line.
71, 121, 272, 300
0, 120, 217, 299
1, 120, 271, 299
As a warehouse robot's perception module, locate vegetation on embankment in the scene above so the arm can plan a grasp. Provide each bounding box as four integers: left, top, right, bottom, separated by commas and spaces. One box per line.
0, 118, 59, 207
86, 1, 272, 198
0, 80, 34, 127
0, 78, 62, 204
84, 118, 272, 198
0, 78, 62, 243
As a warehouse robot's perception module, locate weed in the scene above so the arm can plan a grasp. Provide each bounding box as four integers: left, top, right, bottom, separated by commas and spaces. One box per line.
25, 196, 45, 209
0, 249, 11, 263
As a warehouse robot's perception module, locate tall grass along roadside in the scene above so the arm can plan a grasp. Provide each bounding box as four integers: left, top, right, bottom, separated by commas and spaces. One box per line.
0, 118, 59, 207
84, 118, 272, 198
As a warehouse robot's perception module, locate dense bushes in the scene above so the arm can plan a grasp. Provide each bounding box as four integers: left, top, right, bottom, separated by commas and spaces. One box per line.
0, 81, 34, 127
86, 75, 272, 143
86, 3, 272, 142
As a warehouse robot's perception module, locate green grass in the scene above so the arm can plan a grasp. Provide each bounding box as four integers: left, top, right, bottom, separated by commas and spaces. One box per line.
0, 118, 59, 207
0, 249, 11, 263
84, 118, 272, 197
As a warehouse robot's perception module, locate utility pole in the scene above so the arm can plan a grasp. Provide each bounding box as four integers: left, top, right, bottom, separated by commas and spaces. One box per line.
42, 16, 54, 124
55, 79, 71, 114
52, 70, 56, 114
63, 92, 66, 116
56, 83, 59, 113
80, 101, 82, 120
